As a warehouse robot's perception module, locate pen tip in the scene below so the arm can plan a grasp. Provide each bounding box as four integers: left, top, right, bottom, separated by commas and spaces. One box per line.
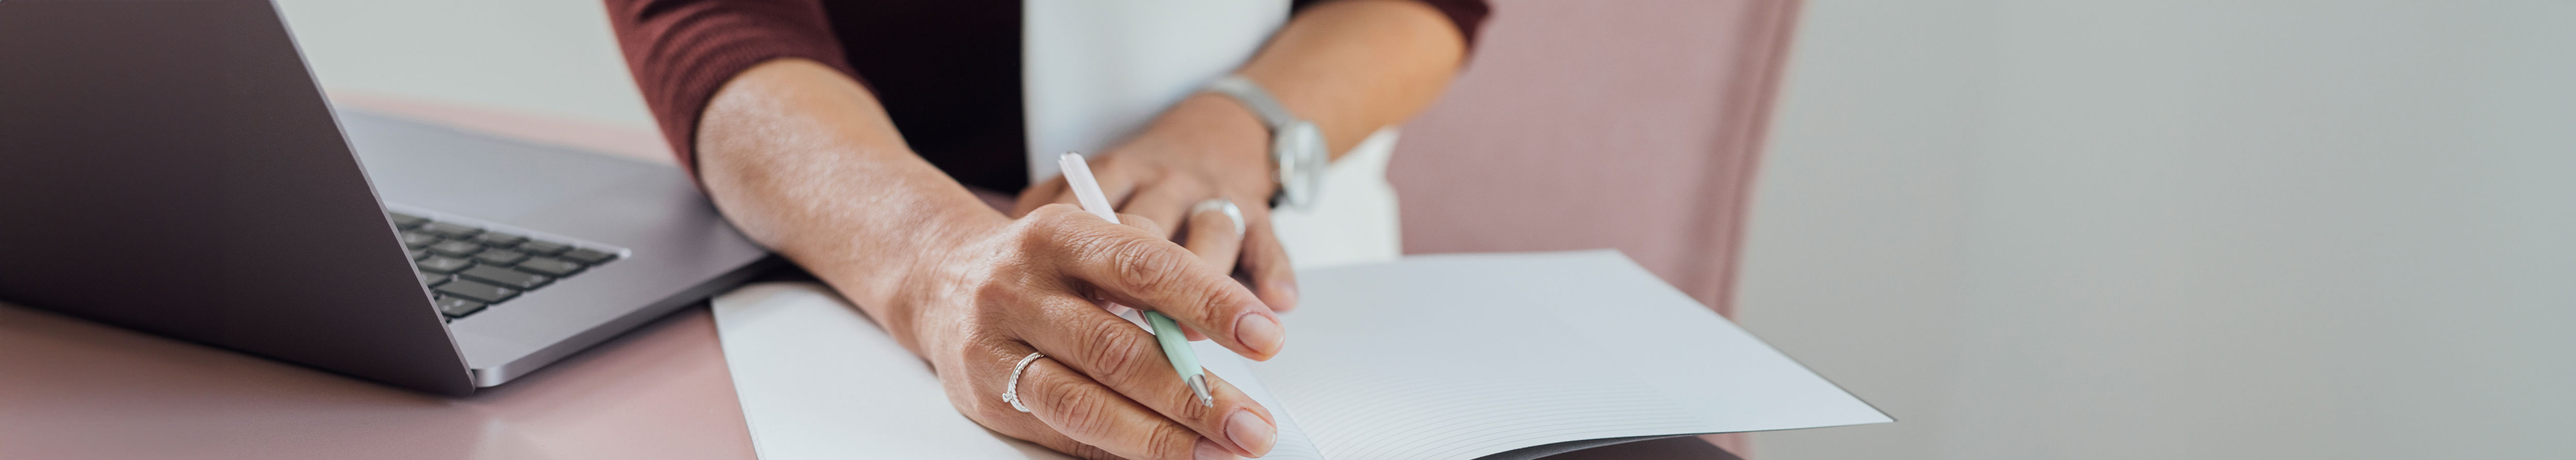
1187, 376, 1213, 407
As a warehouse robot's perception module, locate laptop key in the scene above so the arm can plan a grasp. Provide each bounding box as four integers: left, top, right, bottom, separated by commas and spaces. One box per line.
435, 296, 487, 318
389, 213, 430, 229
472, 249, 529, 266
416, 255, 473, 275
416, 271, 448, 286
428, 240, 484, 258
558, 248, 616, 265
399, 231, 442, 249
514, 240, 570, 256
474, 232, 528, 248
513, 257, 583, 277
434, 279, 518, 304
460, 265, 550, 289
409, 248, 431, 261
419, 222, 482, 238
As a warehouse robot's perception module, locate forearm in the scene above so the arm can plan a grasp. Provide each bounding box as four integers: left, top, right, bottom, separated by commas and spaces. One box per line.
1240, 0, 1468, 158
694, 59, 1006, 347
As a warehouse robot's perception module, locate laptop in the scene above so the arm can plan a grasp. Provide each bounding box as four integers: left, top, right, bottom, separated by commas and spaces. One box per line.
0, 0, 776, 396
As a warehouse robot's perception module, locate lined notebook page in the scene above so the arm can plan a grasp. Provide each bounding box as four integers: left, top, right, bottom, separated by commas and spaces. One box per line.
1191, 341, 1326, 460
1246, 258, 1715, 460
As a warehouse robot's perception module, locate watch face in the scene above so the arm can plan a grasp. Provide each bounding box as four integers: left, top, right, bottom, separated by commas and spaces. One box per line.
1276, 121, 1327, 209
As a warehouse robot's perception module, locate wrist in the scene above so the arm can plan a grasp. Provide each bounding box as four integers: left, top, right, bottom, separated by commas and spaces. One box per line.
811, 201, 1010, 354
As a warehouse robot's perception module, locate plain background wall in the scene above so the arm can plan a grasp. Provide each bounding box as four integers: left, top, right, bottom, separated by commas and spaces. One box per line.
275, 0, 656, 130
1741, 1, 2576, 458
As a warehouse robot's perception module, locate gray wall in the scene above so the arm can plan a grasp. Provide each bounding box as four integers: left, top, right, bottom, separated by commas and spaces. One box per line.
1740, 1, 2576, 458
276, 0, 655, 130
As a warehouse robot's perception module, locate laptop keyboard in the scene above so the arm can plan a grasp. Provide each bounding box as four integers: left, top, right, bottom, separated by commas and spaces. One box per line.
389, 212, 622, 319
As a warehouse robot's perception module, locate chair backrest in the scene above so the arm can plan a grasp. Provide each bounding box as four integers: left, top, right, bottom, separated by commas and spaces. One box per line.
1391, 0, 1801, 317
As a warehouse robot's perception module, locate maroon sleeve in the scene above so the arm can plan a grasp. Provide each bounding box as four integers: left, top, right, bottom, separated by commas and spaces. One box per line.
1294, 0, 1492, 50
603, 0, 860, 175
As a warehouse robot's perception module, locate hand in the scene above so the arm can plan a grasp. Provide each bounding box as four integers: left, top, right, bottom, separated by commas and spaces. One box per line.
902, 203, 1289, 460
1018, 94, 1302, 319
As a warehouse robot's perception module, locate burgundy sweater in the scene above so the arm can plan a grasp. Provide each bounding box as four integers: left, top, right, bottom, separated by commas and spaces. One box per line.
604, 0, 1488, 193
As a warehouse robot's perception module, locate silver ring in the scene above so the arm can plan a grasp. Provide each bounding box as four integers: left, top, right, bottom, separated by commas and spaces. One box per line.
1002, 351, 1045, 413
1191, 198, 1246, 240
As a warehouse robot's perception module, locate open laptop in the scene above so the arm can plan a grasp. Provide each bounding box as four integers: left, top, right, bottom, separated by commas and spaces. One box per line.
0, 0, 776, 396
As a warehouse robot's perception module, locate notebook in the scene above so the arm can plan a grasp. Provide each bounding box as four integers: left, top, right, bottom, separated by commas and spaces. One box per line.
713, 250, 1890, 460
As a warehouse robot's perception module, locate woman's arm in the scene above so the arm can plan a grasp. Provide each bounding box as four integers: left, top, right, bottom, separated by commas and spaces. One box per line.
692, 59, 986, 340
608, 2, 1296, 458
697, 61, 1290, 460
1251, 0, 1479, 159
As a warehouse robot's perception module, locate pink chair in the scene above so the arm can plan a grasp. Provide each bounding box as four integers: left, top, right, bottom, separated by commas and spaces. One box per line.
1391, 1, 1801, 454
1395, 0, 1799, 320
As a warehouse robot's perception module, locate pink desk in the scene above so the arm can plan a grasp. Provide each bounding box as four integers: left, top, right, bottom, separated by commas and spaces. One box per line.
0, 94, 754, 460
0, 95, 1737, 460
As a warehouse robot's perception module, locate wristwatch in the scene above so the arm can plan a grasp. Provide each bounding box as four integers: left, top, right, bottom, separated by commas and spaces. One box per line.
1204, 75, 1327, 210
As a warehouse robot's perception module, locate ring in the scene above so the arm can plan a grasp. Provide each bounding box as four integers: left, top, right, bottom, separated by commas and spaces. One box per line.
1002, 351, 1045, 413
1191, 198, 1246, 240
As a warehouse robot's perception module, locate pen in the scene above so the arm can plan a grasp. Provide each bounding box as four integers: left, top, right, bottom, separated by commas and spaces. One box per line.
1058, 152, 1213, 407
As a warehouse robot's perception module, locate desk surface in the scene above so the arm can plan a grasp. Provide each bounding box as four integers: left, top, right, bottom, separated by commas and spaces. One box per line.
0, 95, 1735, 460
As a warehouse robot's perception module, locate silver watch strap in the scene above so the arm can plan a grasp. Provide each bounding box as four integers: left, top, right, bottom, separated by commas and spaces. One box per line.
1205, 75, 1297, 130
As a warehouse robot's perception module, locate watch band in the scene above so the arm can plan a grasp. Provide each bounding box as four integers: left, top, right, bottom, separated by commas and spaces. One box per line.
1204, 75, 1327, 210
1205, 75, 1296, 131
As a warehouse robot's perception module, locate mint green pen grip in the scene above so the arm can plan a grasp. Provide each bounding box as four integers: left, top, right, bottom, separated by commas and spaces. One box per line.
1142, 311, 1201, 377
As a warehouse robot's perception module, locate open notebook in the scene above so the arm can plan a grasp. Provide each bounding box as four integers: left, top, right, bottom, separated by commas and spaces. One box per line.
713, 250, 1889, 460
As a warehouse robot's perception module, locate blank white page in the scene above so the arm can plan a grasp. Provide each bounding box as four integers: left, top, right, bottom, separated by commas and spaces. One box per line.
1248, 250, 1890, 460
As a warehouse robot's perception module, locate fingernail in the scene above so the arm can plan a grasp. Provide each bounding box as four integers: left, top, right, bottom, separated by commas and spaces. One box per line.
1234, 312, 1283, 357
1271, 279, 1299, 311
1195, 438, 1236, 460
1226, 410, 1277, 456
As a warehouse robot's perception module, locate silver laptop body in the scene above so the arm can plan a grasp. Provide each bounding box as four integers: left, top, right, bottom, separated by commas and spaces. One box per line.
0, 0, 774, 395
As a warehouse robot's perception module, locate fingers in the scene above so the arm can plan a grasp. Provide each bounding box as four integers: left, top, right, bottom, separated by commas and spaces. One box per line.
1109, 212, 1177, 327
973, 397, 1121, 460
1237, 208, 1299, 312
1116, 213, 1167, 240
957, 343, 1118, 459
1119, 185, 1197, 241
1173, 201, 1247, 341
1182, 201, 1246, 271
1039, 207, 1283, 361
1014, 296, 1278, 456
1012, 354, 1230, 460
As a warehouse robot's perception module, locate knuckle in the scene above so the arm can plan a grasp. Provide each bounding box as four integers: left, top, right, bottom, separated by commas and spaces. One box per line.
970, 282, 1021, 315
1164, 280, 1236, 324
1035, 218, 1122, 258
1072, 321, 1154, 385
1136, 422, 1197, 460
1109, 240, 1189, 296
1065, 444, 1120, 460
1184, 283, 1236, 319
1048, 383, 1117, 436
